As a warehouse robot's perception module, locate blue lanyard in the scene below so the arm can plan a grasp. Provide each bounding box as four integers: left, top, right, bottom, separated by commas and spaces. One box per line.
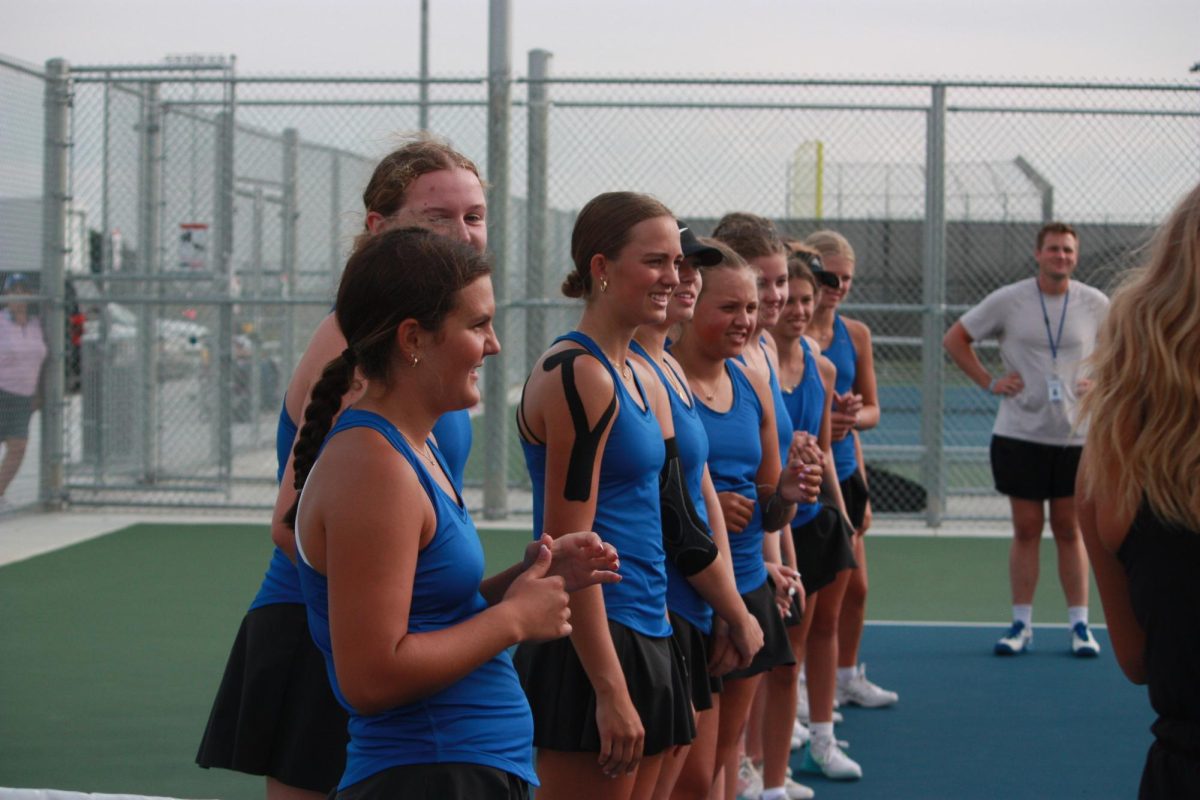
1037, 285, 1069, 364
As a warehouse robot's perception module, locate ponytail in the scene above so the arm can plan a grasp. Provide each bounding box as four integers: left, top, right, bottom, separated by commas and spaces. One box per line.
282, 352, 358, 529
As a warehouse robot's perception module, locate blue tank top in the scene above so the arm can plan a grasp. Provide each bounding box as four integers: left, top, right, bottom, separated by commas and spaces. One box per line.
781, 339, 825, 528
630, 340, 713, 634
250, 403, 305, 609
432, 409, 472, 492
823, 315, 859, 481
522, 332, 671, 638
762, 336, 795, 489
296, 408, 537, 790
693, 360, 768, 595
251, 402, 474, 611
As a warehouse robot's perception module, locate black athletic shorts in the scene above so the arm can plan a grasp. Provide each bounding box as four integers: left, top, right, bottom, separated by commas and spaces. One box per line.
990, 434, 1082, 501
0, 389, 34, 440
839, 470, 870, 531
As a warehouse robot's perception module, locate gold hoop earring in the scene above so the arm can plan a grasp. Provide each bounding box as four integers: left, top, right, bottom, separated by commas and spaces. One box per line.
599, 276, 609, 293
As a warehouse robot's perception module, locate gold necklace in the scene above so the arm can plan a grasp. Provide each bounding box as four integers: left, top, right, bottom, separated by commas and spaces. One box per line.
398, 430, 437, 469
602, 349, 632, 380
691, 373, 722, 402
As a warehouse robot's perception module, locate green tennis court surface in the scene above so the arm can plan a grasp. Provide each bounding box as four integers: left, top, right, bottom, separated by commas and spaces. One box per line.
0, 523, 1144, 798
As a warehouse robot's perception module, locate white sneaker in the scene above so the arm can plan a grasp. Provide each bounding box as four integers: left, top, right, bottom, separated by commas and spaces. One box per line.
800, 737, 863, 780
737, 755, 764, 799
783, 772, 816, 800
836, 663, 898, 708
994, 620, 1033, 655
1071, 622, 1101, 657
791, 719, 810, 750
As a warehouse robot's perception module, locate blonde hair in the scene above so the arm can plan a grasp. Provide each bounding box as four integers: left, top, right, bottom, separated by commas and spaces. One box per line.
1079, 183, 1200, 530
804, 229, 855, 263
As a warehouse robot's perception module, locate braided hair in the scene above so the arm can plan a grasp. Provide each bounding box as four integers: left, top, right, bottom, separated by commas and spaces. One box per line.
284, 227, 491, 527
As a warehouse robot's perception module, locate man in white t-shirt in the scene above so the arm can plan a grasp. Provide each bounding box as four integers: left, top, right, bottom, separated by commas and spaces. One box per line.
943, 223, 1109, 658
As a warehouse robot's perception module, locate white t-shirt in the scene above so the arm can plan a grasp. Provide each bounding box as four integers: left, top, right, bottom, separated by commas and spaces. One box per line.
959, 276, 1109, 446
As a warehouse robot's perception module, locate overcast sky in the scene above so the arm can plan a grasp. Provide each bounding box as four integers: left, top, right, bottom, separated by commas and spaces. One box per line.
4, 0, 1198, 81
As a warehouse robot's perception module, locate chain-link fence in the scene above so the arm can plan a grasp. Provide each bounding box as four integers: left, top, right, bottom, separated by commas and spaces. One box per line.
4, 52, 1198, 522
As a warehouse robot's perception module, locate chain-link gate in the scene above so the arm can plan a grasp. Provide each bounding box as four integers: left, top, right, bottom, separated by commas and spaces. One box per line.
5, 52, 1197, 522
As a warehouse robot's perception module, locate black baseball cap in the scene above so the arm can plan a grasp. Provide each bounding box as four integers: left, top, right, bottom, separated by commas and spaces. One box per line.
677, 221, 723, 267
792, 252, 841, 289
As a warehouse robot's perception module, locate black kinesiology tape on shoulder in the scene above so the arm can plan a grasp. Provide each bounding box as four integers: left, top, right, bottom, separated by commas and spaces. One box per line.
660, 437, 718, 577
544, 349, 617, 503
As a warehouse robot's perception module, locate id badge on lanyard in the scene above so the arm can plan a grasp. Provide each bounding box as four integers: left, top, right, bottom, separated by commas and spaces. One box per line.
1039, 286, 1069, 404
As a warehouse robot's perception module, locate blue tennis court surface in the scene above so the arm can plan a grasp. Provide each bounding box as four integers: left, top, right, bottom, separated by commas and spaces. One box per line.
791, 623, 1151, 799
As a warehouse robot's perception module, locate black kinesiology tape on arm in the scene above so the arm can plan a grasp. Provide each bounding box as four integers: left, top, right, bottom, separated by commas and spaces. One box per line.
544, 349, 617, 503
660, 437, 719, 576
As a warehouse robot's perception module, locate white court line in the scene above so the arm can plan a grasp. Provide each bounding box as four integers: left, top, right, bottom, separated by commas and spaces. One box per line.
867, 619, 1108, 630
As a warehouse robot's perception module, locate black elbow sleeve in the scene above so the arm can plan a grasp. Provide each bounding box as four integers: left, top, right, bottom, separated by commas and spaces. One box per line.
660, 438, 719, 577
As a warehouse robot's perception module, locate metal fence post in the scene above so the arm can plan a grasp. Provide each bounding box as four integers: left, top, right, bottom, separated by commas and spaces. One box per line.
921, 83, 947, 528
418, 0, 430, 131
329, 151, 342, 293
525, 49, 552, 380
39, 58, 70, 509
483, 0, 512, 519
213, 105, 235, 481
137, 80, 162, 481
282, 128, 299, 378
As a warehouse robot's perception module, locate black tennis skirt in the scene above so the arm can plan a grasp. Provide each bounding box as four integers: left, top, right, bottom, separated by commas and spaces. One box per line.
792, 504, 858, 595
196, 603, 349, 792
668, 611, 721, 711
723, 578, 797, 681
513, 619, 696, 756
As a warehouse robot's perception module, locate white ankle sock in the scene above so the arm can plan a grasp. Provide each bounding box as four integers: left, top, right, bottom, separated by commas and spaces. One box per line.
1012, 604, 1033, 627
837, 666, 856, 683
811, 721, 835, 742
1068, 606, 1088, 627
761, 788, 787, 800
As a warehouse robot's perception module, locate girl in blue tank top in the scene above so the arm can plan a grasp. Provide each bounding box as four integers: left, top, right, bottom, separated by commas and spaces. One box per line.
286, 228, 619, 799
824, 316, 860, 481
670, 239, 816, 800
769, 251, 864, 780
630, 338, 712, 633
514, 194, 697, 798
803, 230, 898, 732
297, 409, 536, 791
202, 142, 532, 798
522, 331, 668, 637
632, 236, 768, 800
712, 215, 832, 799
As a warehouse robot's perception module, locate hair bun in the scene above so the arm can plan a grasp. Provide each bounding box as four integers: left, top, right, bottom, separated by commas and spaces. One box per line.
561, 271, 588, 299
